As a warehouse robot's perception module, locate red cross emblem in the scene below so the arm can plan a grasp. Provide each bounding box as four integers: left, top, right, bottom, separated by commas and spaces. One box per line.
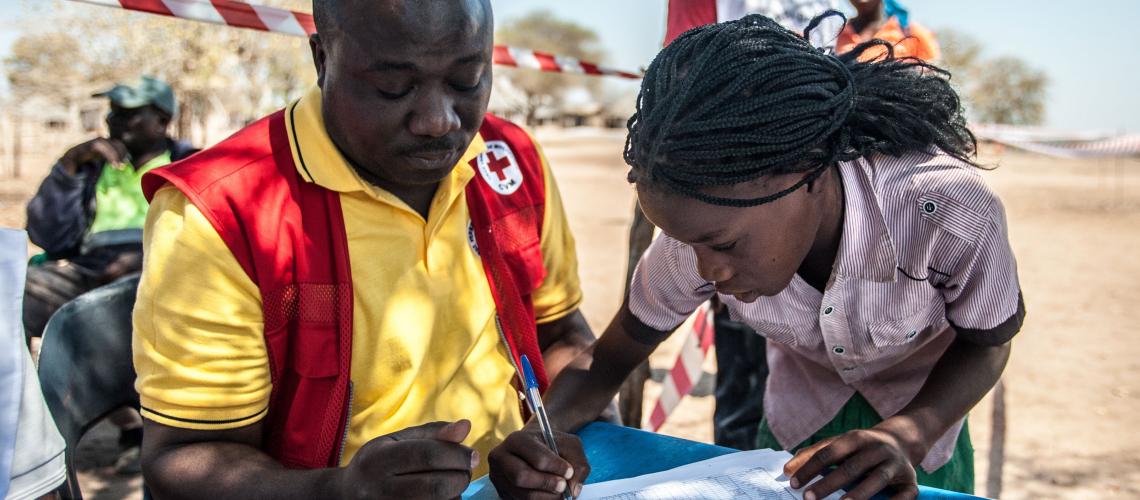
473, 141, 523, 195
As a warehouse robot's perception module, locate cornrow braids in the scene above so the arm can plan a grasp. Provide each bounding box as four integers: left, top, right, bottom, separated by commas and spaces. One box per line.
624, 12, 978, 207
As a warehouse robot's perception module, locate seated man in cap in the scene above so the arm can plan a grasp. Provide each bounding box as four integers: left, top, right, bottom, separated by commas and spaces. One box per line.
23, 76, 198, 344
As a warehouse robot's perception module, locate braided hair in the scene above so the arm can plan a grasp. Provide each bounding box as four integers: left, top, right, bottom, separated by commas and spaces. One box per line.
624, 12, 978, 207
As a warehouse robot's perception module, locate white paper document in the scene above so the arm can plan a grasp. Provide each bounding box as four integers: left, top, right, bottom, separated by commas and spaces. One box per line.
577, 450, 843, 500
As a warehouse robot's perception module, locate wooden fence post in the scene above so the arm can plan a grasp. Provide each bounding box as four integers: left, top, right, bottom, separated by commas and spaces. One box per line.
986, 378, 1006, 499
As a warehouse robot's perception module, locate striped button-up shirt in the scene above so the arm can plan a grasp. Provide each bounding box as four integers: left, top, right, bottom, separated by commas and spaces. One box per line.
627, 149, 1025, 471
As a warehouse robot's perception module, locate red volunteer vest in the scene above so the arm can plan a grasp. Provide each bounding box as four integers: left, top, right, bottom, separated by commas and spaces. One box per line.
142, 110, 551, 468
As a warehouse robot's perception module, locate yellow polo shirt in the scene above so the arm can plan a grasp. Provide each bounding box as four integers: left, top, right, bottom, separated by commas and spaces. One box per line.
133, 86, 582, 472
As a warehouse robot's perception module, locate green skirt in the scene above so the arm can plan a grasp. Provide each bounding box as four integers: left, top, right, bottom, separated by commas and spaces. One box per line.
755, 393, 975, 494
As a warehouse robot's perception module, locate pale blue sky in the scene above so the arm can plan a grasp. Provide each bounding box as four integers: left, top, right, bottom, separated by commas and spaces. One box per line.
3, 0, 1138, 132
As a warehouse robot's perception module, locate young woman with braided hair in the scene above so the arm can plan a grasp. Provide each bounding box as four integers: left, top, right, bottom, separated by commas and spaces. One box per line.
488, 13, 1024, 500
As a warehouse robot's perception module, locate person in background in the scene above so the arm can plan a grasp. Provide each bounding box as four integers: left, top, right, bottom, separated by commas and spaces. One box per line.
839, 0, 940, 61
23, 76, 198, 344
666, 0, 844, 48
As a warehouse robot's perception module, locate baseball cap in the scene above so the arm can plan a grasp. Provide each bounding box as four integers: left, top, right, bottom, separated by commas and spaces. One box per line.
93, 76, 177, 117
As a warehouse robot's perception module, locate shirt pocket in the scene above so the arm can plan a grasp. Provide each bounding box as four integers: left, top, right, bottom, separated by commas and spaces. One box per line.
868, 301, 948, 349
749, 320, 805, 348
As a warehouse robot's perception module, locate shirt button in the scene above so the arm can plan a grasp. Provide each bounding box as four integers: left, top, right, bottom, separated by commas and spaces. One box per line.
822, 306, 835, 316
832, 345, 846, 355
906, 330, 918, 340
841, 366, 856, 372
922, 201, 938, 214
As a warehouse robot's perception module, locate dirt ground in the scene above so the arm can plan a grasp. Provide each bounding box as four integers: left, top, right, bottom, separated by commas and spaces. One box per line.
4, 128, 1138, 499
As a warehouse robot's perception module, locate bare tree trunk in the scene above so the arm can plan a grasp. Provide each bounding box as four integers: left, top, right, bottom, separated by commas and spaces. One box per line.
12, 115, 22, 178
617, 204, 656, 428
986, 379, 1006, 499
177, 101, 192, 142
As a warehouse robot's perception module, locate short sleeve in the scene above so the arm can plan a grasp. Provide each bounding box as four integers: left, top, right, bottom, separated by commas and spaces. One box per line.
943, 198, 1025, 346
627, 234, 714, 332
529, 137, 584, 324
133, 186, 271, 430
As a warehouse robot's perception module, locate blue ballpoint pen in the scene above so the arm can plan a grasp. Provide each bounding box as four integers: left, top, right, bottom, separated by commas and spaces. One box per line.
519, 354, 575, 500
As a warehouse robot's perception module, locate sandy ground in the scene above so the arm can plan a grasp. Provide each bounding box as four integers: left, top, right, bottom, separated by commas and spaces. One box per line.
4, 128, 1138, 499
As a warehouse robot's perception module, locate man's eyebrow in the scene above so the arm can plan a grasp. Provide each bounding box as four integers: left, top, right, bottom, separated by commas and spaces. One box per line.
691, 230, 726, 245
366, 52, 485, 73
367, 60, 418, 72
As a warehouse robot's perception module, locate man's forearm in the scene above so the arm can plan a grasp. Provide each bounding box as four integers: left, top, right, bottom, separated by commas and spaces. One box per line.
538, 310, 596, 380
542, 316, 658, 434
25, 163, 88, 254
145, 441, 342, 500
886, 333, 1011, 463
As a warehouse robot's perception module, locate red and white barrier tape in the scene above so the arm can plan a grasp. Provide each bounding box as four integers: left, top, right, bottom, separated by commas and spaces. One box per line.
648, 304, 714, 432
67, 0, 642, 80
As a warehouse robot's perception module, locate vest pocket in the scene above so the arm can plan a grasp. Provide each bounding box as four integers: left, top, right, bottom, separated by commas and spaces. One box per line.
291, 324, 339, 378
263, 284, 344, 379
501, 240, 547, 295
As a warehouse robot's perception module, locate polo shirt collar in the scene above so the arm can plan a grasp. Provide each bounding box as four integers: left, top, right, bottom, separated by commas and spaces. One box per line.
833, 158, 898, 283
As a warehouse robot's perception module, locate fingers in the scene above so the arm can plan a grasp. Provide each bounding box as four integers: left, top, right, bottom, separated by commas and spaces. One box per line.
803, 449, 884, 500
787, 430, 919, 500
489, 430, 591, 499
386, 470, 472, 500
108, 138, 129, 158
838, 461, 903, 500
786, 437, 844, 489
90, 139, 126, 167
384, 420, 467, 442
493, 453, 571, 497
511, 436, 574, 480
379, 440, 476, 475
435, 419, 472, 444
554, 434, 590, 493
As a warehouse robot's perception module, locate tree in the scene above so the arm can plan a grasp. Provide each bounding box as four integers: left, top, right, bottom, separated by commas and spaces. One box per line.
4, 0, 315, 143
937, 29, 1049, 126
4, 32, 85, 107
969, 57, 1048, 126
936, 29, 983, 83
495, 10, 606, 126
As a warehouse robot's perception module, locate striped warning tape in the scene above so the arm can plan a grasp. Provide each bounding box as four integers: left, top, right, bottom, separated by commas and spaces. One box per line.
67, 0, 643, 79
648, 304, 714, 432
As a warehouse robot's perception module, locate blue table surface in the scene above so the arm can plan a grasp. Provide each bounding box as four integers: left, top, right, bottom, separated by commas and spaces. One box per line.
463, 423, 985, 499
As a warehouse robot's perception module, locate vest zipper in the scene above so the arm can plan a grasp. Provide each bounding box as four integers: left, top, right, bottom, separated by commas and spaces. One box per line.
494, 315, 530, 413
336, 381, 354, 466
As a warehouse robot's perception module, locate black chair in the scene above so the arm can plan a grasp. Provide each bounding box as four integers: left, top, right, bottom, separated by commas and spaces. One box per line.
36, 275, 141, 500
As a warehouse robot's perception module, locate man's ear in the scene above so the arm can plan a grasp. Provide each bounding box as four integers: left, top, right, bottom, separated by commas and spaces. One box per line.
310, 33, 327, 88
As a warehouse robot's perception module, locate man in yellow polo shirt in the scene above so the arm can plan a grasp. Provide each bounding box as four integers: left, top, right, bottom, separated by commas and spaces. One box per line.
134, 1, 594, 498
